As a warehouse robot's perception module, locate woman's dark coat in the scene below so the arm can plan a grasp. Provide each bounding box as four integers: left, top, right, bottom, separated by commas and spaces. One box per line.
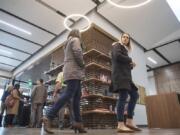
110, 42, 137, 93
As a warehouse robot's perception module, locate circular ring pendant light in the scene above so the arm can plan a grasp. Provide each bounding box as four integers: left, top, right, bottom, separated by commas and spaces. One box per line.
107, 0, 152, 9
64, 14, 91, 32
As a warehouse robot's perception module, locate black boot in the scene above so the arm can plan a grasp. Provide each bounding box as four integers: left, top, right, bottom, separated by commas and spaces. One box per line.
72, 122, 87, 134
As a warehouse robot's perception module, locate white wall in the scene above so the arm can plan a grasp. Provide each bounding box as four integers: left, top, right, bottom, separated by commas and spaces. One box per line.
147, 71, 157, 95
134, 104, 147, 125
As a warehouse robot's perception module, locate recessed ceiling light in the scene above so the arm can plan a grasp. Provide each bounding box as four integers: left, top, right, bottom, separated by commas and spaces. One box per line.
166, 0, 180, 22
0, 20, 32, 35
64, 14, 91, 32
0, 49, 13, 55
147, 57, 157, 64
107, 0, 152, 9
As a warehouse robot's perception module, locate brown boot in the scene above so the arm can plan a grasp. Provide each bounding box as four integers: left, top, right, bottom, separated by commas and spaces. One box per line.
72, 122, 87, 134
42, 117, 54, 134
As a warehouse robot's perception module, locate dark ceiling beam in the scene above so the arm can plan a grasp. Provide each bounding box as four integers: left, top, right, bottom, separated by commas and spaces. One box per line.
0, 54, 23, 62
0, 43, 32, 55
0, 9, 57, 36
146, 65, 152, 69
91, 0, 102, 5
147, 61, 180, 72
153, 49, 171, 64
178, 39, 180, 44
0, 29, 43, 47
0, 62, 16, 67
0, 75, 11, 79
145, 38, 180, 52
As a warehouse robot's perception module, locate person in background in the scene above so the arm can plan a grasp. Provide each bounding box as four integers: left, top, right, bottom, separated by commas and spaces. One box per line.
30, 79, 47, 128
0, 85, 13, 127
111, 33, 141, 133
42, 29, 86, 134
16, 89, 24, 126
53, 71, 73, 130
6, 84, 21, 127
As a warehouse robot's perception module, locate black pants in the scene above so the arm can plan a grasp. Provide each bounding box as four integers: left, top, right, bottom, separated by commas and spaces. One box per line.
6, 114, 15, 125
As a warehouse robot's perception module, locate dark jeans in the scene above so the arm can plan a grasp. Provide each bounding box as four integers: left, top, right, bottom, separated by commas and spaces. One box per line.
117, 89, 139, 122
47, 79, 82, 122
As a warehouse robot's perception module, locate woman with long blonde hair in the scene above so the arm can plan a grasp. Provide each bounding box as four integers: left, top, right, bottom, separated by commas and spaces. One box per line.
111, 33, 141, 133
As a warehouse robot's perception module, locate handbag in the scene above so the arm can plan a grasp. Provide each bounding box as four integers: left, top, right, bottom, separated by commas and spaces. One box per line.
5, 94, 15, 108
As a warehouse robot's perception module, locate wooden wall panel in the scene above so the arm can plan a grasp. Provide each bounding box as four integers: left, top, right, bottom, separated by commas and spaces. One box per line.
146, 92, 180, 128
154, 63, 180, 94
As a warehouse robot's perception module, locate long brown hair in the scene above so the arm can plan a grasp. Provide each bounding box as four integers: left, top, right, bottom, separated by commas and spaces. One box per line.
67, 29, 84, 50
121, 33, 132, 51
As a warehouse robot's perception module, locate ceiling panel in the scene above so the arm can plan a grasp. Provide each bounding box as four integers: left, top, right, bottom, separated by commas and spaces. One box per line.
0, 11, 55, 45
0, 0, 72, 35
98, 0, 180, 49
157, 41, 180, 63
145, 50, 168, 68
0, 31, 41, 54
0, 45, 30, 61
0, 63, 14, 71
42, 0, 96, 19
0, 56, 21, 66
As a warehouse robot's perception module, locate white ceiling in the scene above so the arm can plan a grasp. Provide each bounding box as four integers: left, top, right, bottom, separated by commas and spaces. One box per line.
145, 50, 168, 68
0, 56, 21, 66
0, 11, 55, 45
42, 0, 96, 16
0, 0, 179, 73
0, 45, 30, 61
0, 0, 72, 35
0, 63, 15, 71
0, 31, 41, 54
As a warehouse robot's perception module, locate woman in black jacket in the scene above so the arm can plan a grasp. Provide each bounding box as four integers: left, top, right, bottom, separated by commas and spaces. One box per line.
111, 33, 141, 133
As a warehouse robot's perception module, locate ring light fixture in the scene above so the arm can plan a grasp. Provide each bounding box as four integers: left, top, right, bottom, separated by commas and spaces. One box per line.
107, 0, 152, 9
64, 14, 91, 32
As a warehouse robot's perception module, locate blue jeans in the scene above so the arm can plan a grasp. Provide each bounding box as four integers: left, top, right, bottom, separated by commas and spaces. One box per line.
47, 79, 82, 122
117, 89, 139, 122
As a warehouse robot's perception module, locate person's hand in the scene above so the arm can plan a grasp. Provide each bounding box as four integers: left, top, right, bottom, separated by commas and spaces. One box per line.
53, 92, 57, 98
55, 82, 61, 90
130, 61, 136, 68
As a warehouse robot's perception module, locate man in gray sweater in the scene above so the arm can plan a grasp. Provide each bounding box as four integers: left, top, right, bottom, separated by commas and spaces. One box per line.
30, 79, 47, 128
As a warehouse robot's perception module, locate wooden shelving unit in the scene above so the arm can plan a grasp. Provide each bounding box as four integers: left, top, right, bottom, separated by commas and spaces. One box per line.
83, 78, 111, 85
44, 63, 64, 75
83, 49, 111, 61
80, 25, 117, 128
85, 62, 111, 72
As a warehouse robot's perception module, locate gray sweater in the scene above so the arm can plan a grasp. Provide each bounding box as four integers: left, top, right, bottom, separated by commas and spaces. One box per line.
63, 37, 85, 81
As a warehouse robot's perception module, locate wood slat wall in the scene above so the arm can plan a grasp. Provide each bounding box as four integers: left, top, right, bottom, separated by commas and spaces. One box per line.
154, 63, 180, 94
146, 92, 180, 128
